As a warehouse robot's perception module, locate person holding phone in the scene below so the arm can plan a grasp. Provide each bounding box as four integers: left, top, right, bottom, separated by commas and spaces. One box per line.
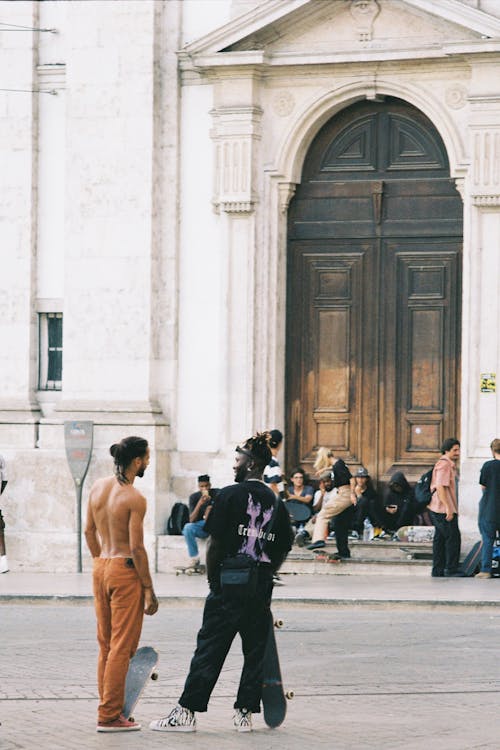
181, 475, 219, 572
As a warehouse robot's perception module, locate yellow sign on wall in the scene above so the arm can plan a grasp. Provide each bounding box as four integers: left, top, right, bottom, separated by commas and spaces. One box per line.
480, 373, 496, 393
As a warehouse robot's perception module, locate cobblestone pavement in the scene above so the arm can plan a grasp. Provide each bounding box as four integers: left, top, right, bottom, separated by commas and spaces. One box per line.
2, 601, 500, 750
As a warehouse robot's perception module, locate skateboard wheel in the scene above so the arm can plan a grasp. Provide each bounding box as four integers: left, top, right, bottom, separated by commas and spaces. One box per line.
285, 691, 294, 700
274, 619, 284, 629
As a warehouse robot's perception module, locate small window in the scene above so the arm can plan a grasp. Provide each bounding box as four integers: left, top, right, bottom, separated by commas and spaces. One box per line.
38, 312, 63, 390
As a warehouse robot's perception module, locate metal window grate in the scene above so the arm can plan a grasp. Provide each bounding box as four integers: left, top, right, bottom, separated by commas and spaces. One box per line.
39, 312, 63, 390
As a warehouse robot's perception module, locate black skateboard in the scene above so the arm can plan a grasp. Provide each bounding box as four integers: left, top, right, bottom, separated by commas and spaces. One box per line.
261, 615, 293, 728
123, 646, 159, 720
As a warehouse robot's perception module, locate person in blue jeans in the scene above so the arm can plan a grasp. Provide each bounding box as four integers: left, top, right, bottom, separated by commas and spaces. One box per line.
182, 475, 219, 571
476, 438, 500, 578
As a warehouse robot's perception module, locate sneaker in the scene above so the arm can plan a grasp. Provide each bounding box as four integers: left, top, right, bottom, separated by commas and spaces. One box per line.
294, 530, 308, 547
307, 540, 326, 551
475, 571, 492, 579
149, 705, 196, 732
97, 715, 141, 732
327, 531, 336, 539
348, 531, 359, 540
233, 708, 252, 733
273, 574, 284, 586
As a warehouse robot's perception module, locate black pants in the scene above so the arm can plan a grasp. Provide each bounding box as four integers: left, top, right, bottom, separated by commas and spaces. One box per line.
331, 506, 354, 558
179, 571, 273, 713
429, 511, 461, 575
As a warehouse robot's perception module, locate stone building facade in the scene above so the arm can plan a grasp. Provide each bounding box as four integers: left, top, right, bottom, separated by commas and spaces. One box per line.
1, 0, 499, 570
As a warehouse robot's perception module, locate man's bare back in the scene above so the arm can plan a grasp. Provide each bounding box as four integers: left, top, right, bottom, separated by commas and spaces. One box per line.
85, 444, 157, 615
88, 476, 146, 559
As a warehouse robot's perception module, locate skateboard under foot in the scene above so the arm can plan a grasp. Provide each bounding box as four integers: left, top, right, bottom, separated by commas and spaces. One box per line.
175, 564, 206, 576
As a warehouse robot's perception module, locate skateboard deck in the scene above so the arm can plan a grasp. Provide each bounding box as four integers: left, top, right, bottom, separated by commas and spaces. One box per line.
123, 646, 159, 720
262, 615, 292, 728
175, 564, 206, 576
311, 548, 342, 563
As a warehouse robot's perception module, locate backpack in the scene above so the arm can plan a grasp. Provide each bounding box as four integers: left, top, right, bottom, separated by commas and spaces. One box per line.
414, 468, 435, 513
166, 503, 189, 535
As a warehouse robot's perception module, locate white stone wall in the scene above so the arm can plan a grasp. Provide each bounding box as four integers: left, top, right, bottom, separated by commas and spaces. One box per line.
1, 0, 500, 570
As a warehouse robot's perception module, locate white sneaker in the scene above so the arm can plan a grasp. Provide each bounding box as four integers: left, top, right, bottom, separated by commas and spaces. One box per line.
0, 555, 8, 573
149, 705, 196, 732
233, 708, 252, 732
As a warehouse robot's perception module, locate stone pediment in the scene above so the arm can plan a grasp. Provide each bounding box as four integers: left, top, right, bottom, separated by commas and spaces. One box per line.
182, 0, 500, 66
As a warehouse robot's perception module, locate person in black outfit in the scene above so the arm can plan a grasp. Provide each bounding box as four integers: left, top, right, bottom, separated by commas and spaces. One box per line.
150, 432, 293, 734
351, 467, 382, 536
378, 471, 416, 536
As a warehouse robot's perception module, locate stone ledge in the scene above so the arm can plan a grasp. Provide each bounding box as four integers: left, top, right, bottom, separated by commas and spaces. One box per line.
157, 534, 207, 572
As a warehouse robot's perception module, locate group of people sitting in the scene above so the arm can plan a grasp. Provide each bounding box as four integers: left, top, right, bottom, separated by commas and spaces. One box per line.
282, 447, 426, 561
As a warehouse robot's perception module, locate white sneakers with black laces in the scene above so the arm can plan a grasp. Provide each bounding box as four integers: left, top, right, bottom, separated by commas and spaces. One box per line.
233, 708, 252, 732
149, 705, 196, 732
149, 704, 253, 733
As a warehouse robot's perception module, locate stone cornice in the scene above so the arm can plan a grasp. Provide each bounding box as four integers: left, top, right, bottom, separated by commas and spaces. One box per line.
182, 0, 500, 60
180, 42, 500, 73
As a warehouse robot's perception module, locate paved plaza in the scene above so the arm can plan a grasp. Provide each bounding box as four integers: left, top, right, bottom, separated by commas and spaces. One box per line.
2, 575, 500, 750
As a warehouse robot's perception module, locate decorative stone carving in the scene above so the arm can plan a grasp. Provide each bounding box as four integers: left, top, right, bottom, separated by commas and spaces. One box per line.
445, 84, 468, 110
278, 182, 297, 214
349, 0, 380, 42
472, 195, 500, 206
472, 129, 500, 190
211, 106, 262, 214
273, 90, 295, 118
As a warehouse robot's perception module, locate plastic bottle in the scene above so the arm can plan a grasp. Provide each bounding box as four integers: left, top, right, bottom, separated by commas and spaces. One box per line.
363, 517, 374, 541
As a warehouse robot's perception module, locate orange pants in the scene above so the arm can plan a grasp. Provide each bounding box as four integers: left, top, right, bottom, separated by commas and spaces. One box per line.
92, 557, 144, 724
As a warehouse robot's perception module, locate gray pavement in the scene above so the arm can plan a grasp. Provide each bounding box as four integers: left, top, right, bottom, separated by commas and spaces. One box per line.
2, 599, 500, 750
2, 570, 500, 607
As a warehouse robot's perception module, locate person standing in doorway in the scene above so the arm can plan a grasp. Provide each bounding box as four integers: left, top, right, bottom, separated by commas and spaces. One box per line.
475, 438, 500, 578
149, 432, 293, 733
428, 438, 463, 577
85, 436, 158, 732
0, 454, 8, 573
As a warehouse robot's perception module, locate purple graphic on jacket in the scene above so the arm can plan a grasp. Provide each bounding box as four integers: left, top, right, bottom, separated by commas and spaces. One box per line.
237, 493, 274, 563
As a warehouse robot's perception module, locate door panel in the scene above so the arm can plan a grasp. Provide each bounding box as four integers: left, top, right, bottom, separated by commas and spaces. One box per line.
286, 97, 462, 482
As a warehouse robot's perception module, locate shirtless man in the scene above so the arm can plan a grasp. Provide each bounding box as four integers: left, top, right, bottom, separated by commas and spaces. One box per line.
85, 435, 158, 732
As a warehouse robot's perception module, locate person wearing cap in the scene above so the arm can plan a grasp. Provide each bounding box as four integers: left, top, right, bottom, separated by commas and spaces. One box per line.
307, 450, 356, 553
181, 475, 220, 573
351, 467, 382, 538
306, 469, 355, 559
150, 432, 293, 734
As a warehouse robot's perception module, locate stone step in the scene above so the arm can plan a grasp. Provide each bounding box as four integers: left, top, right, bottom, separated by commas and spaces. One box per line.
156, 535, 433, 576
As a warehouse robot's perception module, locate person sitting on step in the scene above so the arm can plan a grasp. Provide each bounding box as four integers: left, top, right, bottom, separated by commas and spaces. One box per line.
182, 475, 219, 572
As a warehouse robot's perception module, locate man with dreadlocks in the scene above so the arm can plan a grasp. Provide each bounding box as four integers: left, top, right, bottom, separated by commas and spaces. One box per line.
85, 436, 158, 733
150, 431, 293, 734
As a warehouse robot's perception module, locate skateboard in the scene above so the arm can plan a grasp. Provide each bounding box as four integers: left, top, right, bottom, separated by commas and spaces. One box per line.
311, 548, 342, 563
175, 563, 206, 576
123, 646, 159, 721
262, 615, 293, 728
395, 525, 435, 543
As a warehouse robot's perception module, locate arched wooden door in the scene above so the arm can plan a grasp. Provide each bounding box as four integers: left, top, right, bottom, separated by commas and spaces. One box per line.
285, 97, 462, 482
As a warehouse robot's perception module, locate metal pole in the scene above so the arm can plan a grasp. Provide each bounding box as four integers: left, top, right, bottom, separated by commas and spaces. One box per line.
75, 479, 83, 573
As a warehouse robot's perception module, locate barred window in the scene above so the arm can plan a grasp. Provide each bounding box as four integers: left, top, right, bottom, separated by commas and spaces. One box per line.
38, 313, 63, 390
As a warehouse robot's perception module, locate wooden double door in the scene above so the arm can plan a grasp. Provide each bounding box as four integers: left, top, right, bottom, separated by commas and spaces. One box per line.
286, 97, 462, 482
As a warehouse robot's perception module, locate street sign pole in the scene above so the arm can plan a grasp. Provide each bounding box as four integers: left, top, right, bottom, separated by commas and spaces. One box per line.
64, 421, 94, 573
